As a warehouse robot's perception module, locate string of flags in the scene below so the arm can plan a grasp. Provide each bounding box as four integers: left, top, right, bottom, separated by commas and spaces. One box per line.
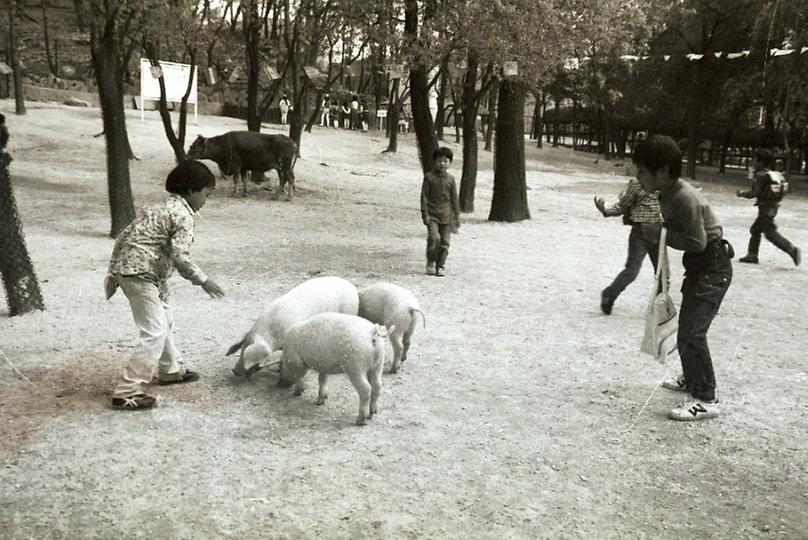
564, 46, 808, 70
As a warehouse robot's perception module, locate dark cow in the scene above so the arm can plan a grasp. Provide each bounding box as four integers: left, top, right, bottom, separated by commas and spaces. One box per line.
187, 131, 298, 200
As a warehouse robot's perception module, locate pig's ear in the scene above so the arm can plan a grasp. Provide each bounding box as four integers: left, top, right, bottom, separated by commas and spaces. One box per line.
260, 350, 283, 370
242, 341, 271, 371
225, 338, 244, 356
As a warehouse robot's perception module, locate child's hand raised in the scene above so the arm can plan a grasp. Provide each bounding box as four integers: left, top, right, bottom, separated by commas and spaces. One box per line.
202, 278, 225, 298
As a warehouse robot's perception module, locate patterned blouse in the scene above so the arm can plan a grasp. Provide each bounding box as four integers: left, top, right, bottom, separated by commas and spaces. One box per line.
108, 194, 208, 300
603, 178, 662, 224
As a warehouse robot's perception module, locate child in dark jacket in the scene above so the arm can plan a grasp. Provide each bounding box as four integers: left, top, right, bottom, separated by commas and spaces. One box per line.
420, 147, 459, 277
736, 148, 801, 266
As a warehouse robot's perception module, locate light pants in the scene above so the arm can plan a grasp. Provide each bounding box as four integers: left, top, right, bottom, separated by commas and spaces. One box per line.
112, 276, 185, 398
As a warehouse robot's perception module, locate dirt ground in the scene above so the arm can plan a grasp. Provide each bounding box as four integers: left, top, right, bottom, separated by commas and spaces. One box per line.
0, 100, 806, 539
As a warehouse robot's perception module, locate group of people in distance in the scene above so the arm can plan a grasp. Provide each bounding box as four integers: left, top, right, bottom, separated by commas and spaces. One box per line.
318, 93, 370, 132
596, 138, 801, 422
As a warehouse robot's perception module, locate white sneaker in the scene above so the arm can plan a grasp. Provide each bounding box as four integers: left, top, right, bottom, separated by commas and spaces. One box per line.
425, 262, 436, 275
661, 374, 687, 392
669, 399, 720, 421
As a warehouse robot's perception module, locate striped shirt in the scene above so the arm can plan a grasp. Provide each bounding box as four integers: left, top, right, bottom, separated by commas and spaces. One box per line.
603, 178, 662, 224
108, 194, 207, 300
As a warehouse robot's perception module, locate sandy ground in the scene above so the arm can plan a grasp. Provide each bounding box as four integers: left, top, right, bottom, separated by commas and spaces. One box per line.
0, 100, 807, 539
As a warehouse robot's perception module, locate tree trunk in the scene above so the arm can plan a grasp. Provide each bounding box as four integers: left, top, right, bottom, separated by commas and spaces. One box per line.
245, 0, 262, 132
489, 79, 530, 222
405, 0, 437, 174
484, 83, 497, 151
385, 77, 401, 153
9, 0, 26, 115
536, 92, 545, 148
0, 153, 45, 315
94, 46, 135, 237
434, 61, 448, 141
459, 49, 480, 213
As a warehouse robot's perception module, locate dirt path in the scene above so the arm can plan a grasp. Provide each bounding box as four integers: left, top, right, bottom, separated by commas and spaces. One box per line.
1, 101, 806, 538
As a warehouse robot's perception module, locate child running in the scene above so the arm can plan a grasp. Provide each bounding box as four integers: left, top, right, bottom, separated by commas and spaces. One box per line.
105, 160, 225, 410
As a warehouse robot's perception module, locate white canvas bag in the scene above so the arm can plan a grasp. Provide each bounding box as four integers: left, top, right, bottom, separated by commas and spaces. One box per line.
640, 228, 678, 363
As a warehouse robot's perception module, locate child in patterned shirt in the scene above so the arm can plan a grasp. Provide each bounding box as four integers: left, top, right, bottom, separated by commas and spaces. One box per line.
105, 160, 225, 410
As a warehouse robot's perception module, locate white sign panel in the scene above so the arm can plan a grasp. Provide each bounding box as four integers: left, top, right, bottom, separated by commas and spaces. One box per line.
139, 58, 198, 123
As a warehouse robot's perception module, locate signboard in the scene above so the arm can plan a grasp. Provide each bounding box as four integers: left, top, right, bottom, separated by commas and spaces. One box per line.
206, 67, 216, 85
139, 58, 197, 123
303, 65, 327, 89
263, 65, 280, 80
387, 63, 405, 80
376, 109, 387, 118
502, 61, 518, 77
228, 65, 243, 84
0, 62, 11, 75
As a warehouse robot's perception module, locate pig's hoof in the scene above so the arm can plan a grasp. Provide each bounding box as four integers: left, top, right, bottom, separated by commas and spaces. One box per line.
316, 396, 327, 405
355, 417, 367, 426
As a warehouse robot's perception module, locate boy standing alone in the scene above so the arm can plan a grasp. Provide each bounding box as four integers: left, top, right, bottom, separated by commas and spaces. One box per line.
421, 147, 459, 277
594, 177, 662, 315
736, 148, 801, 266
632, 135, 732, 421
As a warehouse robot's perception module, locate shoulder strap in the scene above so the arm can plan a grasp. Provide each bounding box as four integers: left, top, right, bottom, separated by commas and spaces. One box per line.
655, 228, 670, 294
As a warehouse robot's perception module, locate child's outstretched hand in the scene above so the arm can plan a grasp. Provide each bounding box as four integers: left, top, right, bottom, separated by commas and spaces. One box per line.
593, 196, 607, 216
202, 278, 225, 298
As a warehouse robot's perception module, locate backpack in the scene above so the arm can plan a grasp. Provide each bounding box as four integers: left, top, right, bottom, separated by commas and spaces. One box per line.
759, 170, 789, 202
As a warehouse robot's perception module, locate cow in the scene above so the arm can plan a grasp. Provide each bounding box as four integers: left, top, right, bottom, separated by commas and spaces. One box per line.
186, 131, 298, 200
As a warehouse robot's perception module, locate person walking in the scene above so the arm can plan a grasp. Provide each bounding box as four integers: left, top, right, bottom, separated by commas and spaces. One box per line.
594, 177, 662, 315
736, 148, 801, 266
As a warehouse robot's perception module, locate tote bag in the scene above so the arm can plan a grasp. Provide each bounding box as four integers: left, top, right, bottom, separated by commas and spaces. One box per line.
640, 228, 678, 364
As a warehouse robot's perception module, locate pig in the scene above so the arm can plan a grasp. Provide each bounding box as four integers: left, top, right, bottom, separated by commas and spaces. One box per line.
269, 313, 392, 426
227, 276, 359, 377
358, 282, 425, 373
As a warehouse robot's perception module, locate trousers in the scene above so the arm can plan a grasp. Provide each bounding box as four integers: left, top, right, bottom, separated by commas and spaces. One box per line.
426, 221, 453, 268
602, 223, 660, 302
678, 240, 732, 401
112, 276, 186, 398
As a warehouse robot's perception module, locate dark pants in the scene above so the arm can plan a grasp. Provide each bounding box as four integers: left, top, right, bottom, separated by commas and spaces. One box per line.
426, 221, 452, 268
603, 223, 661, 302
746, 204, 795, 257
678, 240, 732, 402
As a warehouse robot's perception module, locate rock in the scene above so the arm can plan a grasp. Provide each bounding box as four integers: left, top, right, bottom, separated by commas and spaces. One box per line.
64, 97, 90, 107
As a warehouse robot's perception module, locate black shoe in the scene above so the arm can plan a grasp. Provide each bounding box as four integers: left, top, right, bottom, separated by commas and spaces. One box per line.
791, 247, 801, 267
112, 394, 156, 410
158, 370, 200, 385
739, 255, 759, 264
600, 291, 614, 315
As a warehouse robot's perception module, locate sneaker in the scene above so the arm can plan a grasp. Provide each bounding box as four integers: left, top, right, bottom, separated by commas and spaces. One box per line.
112, 394, 156, 410
600, 291, 614, 315
158, 370, 199, 385
661, 374, 688, 392
669, 399, 720, 421
791, 247, 801, 267
435, 267, 445, 277
739, 255, 759, 264
425, 262, 436, 275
